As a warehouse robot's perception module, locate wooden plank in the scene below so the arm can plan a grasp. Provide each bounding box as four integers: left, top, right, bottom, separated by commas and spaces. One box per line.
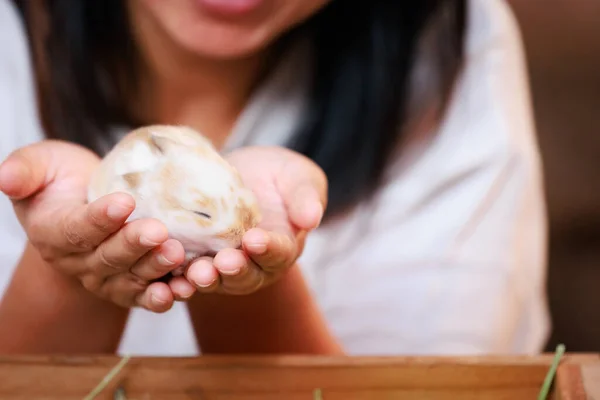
0, 354, 597, 399
555, 364, 588, 400
581, 362, 600, 398
0, 390, 549, 399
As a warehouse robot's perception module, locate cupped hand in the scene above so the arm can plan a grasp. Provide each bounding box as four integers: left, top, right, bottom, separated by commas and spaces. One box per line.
184, 146, 327, 295
0, 140, 195, 312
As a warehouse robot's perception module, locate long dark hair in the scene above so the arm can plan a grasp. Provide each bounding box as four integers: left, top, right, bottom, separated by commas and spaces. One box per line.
13, 0, 466, 218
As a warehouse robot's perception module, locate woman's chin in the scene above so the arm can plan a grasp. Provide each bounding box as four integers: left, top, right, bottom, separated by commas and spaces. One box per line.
174, 26, 274, 60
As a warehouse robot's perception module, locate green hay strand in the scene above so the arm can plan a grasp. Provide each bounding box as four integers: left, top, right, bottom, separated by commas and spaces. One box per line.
113, 386, 127, 400
313, 388, 323, 399
537, 344, 565, 400
83, 355, 131, 400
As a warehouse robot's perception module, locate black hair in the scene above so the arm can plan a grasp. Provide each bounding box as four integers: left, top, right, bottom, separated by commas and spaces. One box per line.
13, 0, 466, 218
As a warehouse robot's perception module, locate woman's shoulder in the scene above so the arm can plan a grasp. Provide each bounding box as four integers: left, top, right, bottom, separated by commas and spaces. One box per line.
0, 0, 45, 159
403, 0, 536, 169
307, 0, 543, 249
296, 1, 548, 354
465, 0, 523, 48
0, 0, 22, 37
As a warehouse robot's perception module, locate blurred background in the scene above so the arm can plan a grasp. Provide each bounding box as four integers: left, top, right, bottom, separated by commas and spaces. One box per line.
505, 0, 600, 352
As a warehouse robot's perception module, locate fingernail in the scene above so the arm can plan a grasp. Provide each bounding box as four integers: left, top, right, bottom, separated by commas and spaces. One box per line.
107, 203, 131, 220
179, 290, 194, 299
156, 254, 174, 265
220, 267, 241, 276
194, 278, 217, 288
140, 236, 161, 247
246, 243, 267, 254
151, 294, 167, 305
245, 231, 268, 254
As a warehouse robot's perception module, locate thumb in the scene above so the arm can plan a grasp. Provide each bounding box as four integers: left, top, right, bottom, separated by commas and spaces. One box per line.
286, 182, 325, 231
277, 157, 328, 231
0, 143, 50, 201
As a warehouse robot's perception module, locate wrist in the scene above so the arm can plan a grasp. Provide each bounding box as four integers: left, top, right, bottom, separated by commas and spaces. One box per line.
35, 243, 131, 323
0, 242, 128, 353
189, 264, 343, 354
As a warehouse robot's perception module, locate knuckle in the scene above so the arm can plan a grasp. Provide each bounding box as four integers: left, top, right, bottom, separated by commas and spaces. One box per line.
122, 224, 144, 252
28, 235, 54, 259
38, 246, 59, 264
62, 215, 94, 249
104, 277, 143, 308
110, 293, 134, 309
126, 273, 147, 289
26, 219, 45, 242
64, 229, 92, 249
222, 269, 263, 295
86, 206, 112, 232
80, 274, 102, 294
96, 247, 123, 271
27, 233, 42, 250
27, 221, 57, 257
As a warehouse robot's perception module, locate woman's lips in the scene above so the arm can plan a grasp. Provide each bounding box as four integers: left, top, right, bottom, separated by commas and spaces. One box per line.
195, 0, 264, 17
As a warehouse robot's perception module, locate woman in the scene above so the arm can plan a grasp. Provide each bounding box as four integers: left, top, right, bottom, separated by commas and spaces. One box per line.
0, 0, 549, 356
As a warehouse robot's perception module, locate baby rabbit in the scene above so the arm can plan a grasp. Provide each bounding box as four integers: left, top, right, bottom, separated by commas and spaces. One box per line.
87, 125, 262, 276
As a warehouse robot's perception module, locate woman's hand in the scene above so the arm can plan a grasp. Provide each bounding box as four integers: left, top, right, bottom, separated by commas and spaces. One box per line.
0, 140, 195, 312
185, 146, 327, 295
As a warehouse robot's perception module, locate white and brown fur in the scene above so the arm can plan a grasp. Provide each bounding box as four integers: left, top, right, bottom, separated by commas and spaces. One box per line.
88, 125, 261, 275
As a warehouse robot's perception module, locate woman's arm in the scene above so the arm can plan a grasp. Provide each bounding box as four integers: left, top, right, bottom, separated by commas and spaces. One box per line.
189, 265, 343, 354
0, 242, 129, 354
0, 0, 128, 354
0, 0, 190, 353
0, 139, 193, 353
184, 146, 343, 355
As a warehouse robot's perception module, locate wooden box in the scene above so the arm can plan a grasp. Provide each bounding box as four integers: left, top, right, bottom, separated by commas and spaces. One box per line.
0, 354, 598, 399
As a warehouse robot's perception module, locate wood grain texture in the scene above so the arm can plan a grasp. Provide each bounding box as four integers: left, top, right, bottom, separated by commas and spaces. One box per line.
0, 354, 599, 399
581, 362, 600, 399
555, 364, 588, 400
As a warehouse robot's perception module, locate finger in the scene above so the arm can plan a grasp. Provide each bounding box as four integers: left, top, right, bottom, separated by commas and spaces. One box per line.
212, 248, 264, 295
296, 229, 308, 253
168, 276, 197, 301
242, 228, 297, 273
97, 271, 146, 308
185, 257, 220, 292
90, 218, 169, 278
134, 282, 174, 313
0, 140, 100, 202
0, 144, 51, 200
130, 239, 186, 281
286, 183, 324, 231
48, 192, 135, 254
275, 157, 327, 231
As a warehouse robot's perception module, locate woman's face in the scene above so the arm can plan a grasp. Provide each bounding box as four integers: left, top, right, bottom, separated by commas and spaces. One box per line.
132, 0, 330, 59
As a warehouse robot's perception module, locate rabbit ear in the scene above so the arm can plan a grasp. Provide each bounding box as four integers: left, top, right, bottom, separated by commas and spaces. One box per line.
121, 172, 143, 189
148, 133, 178, 155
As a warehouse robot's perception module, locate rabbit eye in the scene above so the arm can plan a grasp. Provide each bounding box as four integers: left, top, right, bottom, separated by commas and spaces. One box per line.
193, 211, 212, 219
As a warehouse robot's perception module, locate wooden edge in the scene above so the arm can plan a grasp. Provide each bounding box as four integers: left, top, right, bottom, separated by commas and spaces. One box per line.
1, 353, 598, 398
0, 353, 598, 368
554, 363, 588, 400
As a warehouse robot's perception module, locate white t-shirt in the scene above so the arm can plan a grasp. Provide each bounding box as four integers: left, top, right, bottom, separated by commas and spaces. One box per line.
0, 0, 550, 356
